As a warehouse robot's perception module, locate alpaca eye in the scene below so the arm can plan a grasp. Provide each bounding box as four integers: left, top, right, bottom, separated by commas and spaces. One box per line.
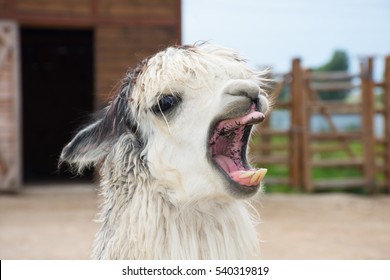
152, 95, 181, 114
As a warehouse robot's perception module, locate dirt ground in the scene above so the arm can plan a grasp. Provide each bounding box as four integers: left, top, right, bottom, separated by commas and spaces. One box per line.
0, 184, 389, 260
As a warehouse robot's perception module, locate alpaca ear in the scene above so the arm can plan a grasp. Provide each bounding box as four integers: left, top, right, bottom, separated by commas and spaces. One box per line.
60, 118, 109, 170
60, 93, 133, 171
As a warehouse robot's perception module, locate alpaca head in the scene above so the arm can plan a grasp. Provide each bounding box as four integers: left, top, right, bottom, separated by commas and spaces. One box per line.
60, 44, 270, 200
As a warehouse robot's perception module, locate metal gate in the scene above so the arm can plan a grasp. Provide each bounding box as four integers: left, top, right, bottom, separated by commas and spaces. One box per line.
0, 21, 21, 192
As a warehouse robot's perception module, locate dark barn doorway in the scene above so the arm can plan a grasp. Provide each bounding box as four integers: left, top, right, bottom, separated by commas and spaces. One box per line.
21, 28, 94, 183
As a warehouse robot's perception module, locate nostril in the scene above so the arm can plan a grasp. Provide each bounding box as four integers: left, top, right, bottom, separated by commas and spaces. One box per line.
223, 80, 261, 100
246, 89, 261, 101
229, 89, 259, 101
245, 90, 260, 102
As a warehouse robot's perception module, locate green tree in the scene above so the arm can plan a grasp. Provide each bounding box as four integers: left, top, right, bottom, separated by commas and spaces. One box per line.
314, 50, 350, 101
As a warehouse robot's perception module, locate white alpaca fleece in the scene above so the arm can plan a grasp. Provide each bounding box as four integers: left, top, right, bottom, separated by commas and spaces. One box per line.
60, 44, 270, 259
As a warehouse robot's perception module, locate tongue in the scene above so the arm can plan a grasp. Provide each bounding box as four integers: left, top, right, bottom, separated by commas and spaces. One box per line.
214, 155, 238, 173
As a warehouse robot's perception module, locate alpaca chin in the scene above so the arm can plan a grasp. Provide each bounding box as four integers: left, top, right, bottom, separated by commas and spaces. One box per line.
93, 177, 261, 259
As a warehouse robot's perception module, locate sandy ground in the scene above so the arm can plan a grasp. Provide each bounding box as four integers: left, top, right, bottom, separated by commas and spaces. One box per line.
0, 184, 389, 260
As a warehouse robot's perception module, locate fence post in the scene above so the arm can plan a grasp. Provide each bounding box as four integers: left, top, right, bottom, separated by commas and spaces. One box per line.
301, 69, 313, 192
361, 57, 377, 193
383, 56, 390, 193
290, 58, 303, 189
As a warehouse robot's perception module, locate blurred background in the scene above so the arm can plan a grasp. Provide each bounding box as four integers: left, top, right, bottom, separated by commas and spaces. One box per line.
0, 0, 389, 259
183, 0, 389, 77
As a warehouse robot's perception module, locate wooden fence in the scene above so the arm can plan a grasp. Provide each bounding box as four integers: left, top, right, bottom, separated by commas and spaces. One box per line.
252, 56, 390, 193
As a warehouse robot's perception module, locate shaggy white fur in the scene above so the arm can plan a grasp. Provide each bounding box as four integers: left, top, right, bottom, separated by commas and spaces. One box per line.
60, 44, 270, 259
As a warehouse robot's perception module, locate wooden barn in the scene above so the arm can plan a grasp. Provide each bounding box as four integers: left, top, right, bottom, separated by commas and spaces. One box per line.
0, 0, 181, 192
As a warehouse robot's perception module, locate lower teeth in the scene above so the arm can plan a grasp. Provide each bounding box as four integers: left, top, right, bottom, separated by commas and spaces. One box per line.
230, 169, 267, 186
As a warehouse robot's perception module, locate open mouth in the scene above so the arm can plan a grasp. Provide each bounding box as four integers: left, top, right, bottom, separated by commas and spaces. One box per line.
209, 105, 267, 192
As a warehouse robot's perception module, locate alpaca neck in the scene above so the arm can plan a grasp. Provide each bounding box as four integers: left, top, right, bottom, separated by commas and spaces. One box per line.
93, 182, 260, 259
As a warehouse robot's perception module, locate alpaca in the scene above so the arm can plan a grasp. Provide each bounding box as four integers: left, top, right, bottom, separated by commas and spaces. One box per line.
60, 44, 270, 259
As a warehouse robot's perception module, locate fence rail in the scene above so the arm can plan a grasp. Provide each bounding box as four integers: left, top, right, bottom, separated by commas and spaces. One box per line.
252, 55, 390, 193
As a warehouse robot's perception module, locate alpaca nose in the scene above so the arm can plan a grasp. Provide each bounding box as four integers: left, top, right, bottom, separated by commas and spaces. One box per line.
222, 79, 269, 114
223, 80, 260, 101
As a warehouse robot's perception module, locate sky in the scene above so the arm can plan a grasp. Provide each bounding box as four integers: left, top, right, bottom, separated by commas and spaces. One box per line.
182, 0, 390, 77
